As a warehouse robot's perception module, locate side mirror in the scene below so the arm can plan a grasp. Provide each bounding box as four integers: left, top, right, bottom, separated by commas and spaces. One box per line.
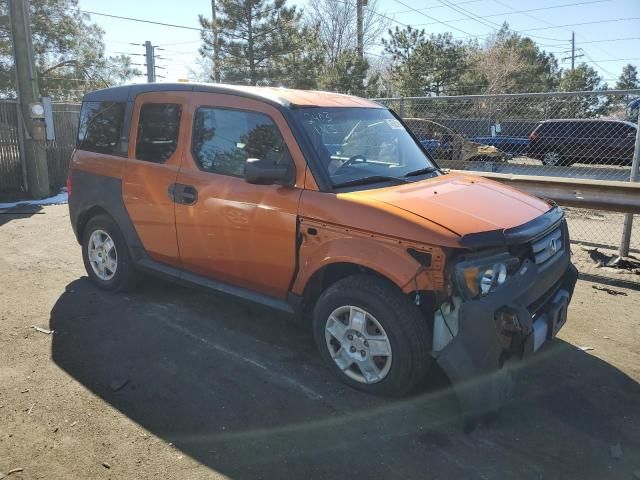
244, 158, 293, 186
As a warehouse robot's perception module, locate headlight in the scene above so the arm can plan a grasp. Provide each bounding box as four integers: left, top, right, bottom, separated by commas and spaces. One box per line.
454, 252, 519, 299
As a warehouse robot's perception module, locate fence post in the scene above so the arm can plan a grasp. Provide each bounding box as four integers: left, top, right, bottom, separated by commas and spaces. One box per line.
399, 97, 405, 118
16, 107, 28, 193
619, 108, 640, 257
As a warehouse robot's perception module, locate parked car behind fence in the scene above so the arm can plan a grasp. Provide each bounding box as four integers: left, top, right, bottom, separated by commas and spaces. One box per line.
527, 119, 637, 167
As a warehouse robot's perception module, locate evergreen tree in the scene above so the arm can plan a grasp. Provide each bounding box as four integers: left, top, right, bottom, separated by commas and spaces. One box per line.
382, 27, 471, 96
318, 50, 369, 96
553, 64, 608, 117
198, 0, 305, 86
275, 25, 325, 89
0, 0, 140, 100
615, 64, 639, 90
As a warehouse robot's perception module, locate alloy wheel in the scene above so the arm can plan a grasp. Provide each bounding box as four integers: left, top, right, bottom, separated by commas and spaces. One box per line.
87, 229, 118, 281
324, 305, 393, 384
543, 151, 561, 166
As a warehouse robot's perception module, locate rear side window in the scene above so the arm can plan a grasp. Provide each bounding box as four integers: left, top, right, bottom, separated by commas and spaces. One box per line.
135, 103, 182, 163
192, 107, 290, 177
538, 122, 566, 137
77, 101, 126, 155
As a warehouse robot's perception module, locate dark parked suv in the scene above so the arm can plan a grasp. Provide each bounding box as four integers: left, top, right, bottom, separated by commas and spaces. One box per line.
528, 119, 637, 166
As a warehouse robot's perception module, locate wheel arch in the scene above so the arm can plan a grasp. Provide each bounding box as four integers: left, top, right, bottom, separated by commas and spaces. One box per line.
302, 263, 381, 314
69, 170, 144, 259
300, 262, 413, 317
76, 205, 112, 242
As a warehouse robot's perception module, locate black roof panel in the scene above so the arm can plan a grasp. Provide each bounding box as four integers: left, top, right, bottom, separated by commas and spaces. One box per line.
82, 83, 288, 107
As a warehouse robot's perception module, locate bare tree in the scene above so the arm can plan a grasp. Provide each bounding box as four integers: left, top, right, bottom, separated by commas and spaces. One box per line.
305, 0, 388, 68
475, 41, 527, 94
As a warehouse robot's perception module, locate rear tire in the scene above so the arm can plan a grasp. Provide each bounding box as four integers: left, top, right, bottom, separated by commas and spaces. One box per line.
312, 275, 432, 397
82, 214, 141, 292
542, 150, 572, 166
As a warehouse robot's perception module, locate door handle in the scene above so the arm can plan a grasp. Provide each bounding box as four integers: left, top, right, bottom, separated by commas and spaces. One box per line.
168, 183, 198, 205
179, 185, 198, 205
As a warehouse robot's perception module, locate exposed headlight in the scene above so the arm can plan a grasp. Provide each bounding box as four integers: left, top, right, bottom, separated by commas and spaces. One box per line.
455, 252, 519, 299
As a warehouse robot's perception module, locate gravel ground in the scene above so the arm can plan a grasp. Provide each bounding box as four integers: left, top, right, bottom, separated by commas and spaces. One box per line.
1, 205, 639, 480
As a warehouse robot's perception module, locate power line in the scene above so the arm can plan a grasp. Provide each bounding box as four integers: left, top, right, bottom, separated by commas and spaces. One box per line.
435, 0, 501, 30
580, 50, 618, 78
388, 0, 475, 36
535, 37, 640, 49
519, 16, 640, 33
385, 0, 485, 15
81, 10, 202, 31
573, 36, 640, 45
158, 41, 202, 48
410, 0, 610, 28
491, 0, 620, 77
432, 0, 576, 42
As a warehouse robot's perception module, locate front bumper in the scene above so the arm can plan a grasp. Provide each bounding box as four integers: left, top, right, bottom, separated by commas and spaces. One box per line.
435, 249, 578, 417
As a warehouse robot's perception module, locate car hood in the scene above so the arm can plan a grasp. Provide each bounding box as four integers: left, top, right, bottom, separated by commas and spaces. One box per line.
344, 173, 551, 237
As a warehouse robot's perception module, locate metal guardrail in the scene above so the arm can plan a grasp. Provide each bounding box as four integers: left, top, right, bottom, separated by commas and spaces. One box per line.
457, 171, 640, 214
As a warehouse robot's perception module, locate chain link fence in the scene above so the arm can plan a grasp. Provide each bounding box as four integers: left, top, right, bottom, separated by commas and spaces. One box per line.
0, 101, 23, 194
47, 103, 80, 190
0, 100, 80, 196
375, 90, 640, 283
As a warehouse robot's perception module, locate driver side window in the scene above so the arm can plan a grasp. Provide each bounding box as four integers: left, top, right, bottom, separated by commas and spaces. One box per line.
192, 107, 290, 177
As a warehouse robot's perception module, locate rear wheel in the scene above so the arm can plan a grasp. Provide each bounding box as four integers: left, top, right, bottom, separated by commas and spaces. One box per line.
82, 214, 140, 292
542, 150, 572, 166
312, 275, 432, 397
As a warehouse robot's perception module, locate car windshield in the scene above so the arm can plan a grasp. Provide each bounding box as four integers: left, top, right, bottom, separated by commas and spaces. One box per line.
293, 107, 437, 187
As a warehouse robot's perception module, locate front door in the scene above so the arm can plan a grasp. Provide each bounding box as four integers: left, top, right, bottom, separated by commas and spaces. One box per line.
174, 93, 307, 299
123, 92, 189, 266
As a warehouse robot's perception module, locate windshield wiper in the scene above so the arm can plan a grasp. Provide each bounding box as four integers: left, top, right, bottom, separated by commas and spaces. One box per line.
332, 175, 411, 189
403, 167, 439, 177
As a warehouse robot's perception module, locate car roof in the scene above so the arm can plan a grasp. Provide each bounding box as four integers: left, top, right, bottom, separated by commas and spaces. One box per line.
540, 118, 636, 127
82, 82, 382, 109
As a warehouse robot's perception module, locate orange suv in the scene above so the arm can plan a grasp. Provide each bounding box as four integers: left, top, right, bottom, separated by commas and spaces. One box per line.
68, 83, 577, 416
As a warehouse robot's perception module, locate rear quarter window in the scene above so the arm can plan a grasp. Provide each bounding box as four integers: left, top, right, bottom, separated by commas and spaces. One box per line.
77, 101, 126, 155
135, 103, 182, 163
538, 122, 566, 137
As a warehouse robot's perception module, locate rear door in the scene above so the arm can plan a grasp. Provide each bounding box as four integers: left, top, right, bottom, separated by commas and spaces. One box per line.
174, 93, 307, 298
569, 122, 591, 161
588, 121, 614, 163
122, 92, 189, 266
610, 122, 637, 164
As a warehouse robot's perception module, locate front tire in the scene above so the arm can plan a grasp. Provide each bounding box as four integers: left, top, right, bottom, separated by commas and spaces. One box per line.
82, 214, 140, 292
312, 275, 432, 397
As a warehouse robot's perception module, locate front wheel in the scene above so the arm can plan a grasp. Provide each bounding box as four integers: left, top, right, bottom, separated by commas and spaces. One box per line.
312, 275, 432, 397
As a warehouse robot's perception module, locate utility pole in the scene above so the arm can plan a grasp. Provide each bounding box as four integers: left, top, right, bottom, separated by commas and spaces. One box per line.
8, 0, 50, 198
145, 41, 156, 83
562, 31, 583, 71
356, 0, 366, 61
571, 31, 575, 71
211, 0, 220, 82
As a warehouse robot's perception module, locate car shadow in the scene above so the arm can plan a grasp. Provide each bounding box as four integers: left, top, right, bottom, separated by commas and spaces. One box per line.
0, 204, 43, 227
50, 278, 640, 479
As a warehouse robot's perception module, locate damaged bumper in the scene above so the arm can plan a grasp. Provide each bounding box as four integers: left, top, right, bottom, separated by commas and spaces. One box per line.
434, 249, 578, 417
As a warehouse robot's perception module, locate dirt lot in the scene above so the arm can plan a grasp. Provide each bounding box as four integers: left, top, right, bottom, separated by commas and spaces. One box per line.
1, 205, 639, 480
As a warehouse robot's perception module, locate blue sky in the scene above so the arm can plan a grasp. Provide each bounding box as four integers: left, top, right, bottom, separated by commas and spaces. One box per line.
79, 0, 640, 86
